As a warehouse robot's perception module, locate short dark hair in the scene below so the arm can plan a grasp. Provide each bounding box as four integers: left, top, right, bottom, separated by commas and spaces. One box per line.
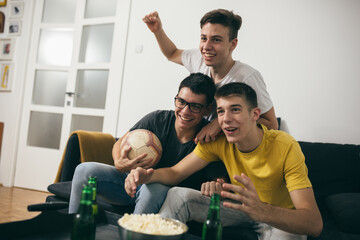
215, 82, 257, 110
178, 73, 215, 105
200, 9, 242, 40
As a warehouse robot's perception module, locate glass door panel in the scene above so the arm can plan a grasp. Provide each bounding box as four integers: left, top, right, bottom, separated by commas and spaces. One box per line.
71, 114, 104, 132
32, 70, 68, 106
74, 70, 109, 109
85, 0, 117, 18
37, 29, 74, 66
42, 0, 76, 23
27, 111, 63, 149
79, 24, 114, 63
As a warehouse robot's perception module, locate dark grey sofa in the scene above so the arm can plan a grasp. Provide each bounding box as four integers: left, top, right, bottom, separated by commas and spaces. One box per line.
299, 141, 360, 240
46, 134, 360, 240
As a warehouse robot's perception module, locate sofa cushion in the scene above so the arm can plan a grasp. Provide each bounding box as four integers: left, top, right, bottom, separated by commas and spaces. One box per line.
325, 193, 360, 234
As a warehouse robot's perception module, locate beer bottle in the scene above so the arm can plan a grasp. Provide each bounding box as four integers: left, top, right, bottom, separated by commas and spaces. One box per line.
202, 193, 222, 240
88, 176, 98, 216
71, 185, 96, 240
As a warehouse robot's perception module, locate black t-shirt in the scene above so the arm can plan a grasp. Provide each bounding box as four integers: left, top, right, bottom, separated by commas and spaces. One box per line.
129, 110, 218, 190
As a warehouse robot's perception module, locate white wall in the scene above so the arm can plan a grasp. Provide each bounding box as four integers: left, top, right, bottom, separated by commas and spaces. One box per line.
1, 0, 360, 187
118, 0, 360, 145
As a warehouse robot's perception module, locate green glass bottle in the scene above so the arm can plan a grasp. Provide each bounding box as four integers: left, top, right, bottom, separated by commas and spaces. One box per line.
88, 176, 98, 216
71, 185, 96, 240
202, 193, 222, 240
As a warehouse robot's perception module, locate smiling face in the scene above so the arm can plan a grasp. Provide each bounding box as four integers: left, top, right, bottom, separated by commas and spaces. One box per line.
174, 87, 208, 133
216, 95, 260, 146
199, 23, 237, 69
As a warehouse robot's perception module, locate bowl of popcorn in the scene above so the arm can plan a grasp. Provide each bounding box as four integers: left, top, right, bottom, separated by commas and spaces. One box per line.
118, 213, 188, 240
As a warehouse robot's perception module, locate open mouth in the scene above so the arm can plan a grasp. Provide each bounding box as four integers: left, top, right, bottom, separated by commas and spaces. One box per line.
224, 127, 237, 134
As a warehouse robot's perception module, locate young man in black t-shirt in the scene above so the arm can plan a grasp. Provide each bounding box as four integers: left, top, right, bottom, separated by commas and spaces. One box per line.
69, 73, 226, 214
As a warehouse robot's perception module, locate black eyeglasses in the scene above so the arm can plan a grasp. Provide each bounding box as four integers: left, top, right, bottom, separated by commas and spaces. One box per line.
174, 97, 204, 113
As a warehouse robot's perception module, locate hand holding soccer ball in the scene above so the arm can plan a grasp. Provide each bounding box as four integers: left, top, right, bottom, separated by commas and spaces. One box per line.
120, 129, 162, 169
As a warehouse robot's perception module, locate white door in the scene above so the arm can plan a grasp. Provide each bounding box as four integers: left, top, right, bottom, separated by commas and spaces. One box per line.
14, 0, 130, 191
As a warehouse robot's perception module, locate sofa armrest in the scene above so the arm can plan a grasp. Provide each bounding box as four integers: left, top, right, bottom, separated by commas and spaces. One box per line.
55, 130, 116, 182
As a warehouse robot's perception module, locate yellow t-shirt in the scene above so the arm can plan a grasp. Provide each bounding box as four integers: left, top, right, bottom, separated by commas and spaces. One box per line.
193, 125, 312, 209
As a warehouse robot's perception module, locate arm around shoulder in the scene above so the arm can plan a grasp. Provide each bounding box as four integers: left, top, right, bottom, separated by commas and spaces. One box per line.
258, 107, 278, 130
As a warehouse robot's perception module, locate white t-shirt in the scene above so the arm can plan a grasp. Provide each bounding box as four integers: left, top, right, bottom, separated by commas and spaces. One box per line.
182, 49, 273, 115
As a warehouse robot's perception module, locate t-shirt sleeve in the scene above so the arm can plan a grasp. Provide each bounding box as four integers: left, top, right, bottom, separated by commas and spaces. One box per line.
193, 141, 220, 163
129, 111, 159, 132
243, 71, 273, 114
182, 49, 203, 73
284, 140, 312, 192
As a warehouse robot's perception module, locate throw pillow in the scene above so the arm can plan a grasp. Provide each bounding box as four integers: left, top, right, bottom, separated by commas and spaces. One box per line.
325, 193, 360, 234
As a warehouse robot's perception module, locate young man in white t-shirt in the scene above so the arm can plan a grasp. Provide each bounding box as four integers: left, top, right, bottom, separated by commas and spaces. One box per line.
143, 9, 279, 143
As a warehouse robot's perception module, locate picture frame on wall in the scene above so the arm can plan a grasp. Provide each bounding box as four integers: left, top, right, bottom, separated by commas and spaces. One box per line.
10, 2, 24, 18
0, 39, 14, 60
0, 11, 5, 33
0, 0, 7, 7
0, 62, 13, 92
8, 19, 21, 36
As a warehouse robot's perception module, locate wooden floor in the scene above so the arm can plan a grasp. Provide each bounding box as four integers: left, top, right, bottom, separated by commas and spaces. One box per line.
0, 186, 50, 223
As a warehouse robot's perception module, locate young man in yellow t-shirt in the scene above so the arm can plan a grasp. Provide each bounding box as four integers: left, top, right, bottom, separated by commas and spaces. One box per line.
124, 82, 323, 239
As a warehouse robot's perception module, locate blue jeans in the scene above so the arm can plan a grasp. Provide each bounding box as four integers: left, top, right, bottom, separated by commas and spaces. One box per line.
69, 162, 170, 214
159, 187, 307, 240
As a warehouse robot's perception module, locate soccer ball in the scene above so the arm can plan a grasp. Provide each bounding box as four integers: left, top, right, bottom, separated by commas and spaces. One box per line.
120, 129, 162, 167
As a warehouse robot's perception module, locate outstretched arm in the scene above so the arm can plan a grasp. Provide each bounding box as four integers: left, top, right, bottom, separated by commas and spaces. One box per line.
125, 152, 209, 197
221, 173, 323, 237
143, 11, 183, 65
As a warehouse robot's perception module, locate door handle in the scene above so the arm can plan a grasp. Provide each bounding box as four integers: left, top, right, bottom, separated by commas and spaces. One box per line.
65, 92, 75, 97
